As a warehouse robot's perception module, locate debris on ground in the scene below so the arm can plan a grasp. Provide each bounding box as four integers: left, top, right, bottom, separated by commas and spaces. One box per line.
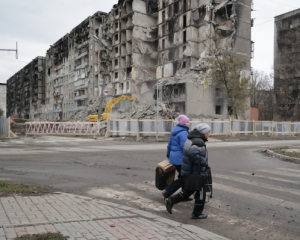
71, 98, 100, 122
187, 113, 215, 119
117, 102, 180, 120
10, 122, 26, 135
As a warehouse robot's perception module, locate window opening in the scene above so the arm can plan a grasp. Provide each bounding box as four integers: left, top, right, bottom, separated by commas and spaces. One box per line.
183, 15, 187, 28
183, 31, 187, 43
216, 106, 221, 115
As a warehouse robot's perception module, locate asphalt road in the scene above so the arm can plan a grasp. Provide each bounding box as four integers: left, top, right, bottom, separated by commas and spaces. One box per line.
1, 136, 300, 240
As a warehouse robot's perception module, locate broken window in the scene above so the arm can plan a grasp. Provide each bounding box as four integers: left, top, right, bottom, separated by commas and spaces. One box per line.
216, 106, 222, 115
174, 87, 179, 95
215, 88, 221, 97
183, 0, 187, 13
162, 39, 165, 50
162, 11, 165, 22
115, 34, 118, 42
288, 20, 292, 29
115, 22, 118, 30
120, 83, 124, 90
174, 1, 179, 15
115, 47, 119, 54
95, 29, 99, 37
115, 59, 118, 67
115, 72, 118, 80
126, 81, 130, 90
115, 8, 119, 16
162, 1, 166, 8
182, 61, 186, 68
183, 15, 187, 28
162, 24, 166, 35
183, 30, 187, 43
228, 106, 233, 115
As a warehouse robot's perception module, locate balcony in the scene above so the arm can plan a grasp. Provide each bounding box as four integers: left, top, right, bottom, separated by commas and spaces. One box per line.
74, 82, 89, 91
74, 94, 88, 100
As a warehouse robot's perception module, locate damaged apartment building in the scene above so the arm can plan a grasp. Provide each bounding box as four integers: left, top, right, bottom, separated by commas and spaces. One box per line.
274, 8, 300, 121
45, 11, 107, 121
155, 0, 253, 118
6, 57, 46, 119
98, 0, 253, 119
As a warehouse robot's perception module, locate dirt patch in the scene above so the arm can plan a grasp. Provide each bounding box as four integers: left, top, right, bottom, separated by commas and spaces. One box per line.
0, 180, 53, 197
14, 233, 68, 240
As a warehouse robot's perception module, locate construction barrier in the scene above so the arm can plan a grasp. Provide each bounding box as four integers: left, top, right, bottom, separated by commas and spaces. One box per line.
25, 119, 300, 138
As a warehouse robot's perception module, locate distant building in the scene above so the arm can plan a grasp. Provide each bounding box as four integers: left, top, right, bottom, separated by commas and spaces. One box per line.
0, 83, 6, 117
6, 57, 46, 119
274, 9, 300, 121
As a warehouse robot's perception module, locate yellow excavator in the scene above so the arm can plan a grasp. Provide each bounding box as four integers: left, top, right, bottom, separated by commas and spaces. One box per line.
88, 95, 137, 122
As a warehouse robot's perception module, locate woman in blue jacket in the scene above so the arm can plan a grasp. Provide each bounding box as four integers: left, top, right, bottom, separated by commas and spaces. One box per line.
162, 115, 190, 199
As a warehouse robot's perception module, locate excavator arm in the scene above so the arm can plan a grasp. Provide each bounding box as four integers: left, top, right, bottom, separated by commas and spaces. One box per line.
101, 95, 137, 120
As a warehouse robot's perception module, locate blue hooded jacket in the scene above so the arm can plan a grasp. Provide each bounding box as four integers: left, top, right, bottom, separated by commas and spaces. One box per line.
166, 124, 189, 166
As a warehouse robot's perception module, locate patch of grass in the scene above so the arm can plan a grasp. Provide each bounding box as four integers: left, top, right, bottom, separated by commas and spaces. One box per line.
0, 180, 47, 194
272, 147, 300, 159
14, 232, 69, 240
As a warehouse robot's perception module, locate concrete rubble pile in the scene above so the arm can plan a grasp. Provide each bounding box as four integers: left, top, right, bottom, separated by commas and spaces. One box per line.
10, 122, 26, 135
117, 102, 180, 120
70, 99, 100, 122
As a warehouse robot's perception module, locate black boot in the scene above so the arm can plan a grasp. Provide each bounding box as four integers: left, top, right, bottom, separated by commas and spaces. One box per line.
166, 198, 174, 214
192, 213, 207, 219
162, 190, 168, 200
192, 203, 206, 219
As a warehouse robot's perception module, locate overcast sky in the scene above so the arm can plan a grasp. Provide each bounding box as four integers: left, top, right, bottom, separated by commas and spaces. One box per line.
1, 0, 300, 84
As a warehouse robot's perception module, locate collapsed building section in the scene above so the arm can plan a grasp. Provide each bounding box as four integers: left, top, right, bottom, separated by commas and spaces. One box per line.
156, 0, 253, 119
6, 57, 46, 119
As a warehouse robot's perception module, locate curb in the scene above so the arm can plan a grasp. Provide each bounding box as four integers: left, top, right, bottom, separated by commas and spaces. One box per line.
267, 149, 300, 164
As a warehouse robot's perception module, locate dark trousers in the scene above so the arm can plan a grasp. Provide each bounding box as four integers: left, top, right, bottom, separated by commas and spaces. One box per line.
164, 165, 183, 198
171, 188, 206, 216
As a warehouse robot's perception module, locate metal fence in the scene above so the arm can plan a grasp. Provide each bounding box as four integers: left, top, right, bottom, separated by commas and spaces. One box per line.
25, 119, 300, 138
0, 118, 9, 136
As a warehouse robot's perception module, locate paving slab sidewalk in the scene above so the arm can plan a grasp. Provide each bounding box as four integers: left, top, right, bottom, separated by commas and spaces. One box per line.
0, 193, 228, 240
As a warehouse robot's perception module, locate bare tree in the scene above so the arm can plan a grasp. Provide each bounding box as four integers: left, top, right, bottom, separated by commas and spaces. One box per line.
251, 70, 274, 120
199, 38, 251, 119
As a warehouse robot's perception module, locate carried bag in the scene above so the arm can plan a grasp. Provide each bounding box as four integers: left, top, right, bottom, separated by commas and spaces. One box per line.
155, 159, 176, 190
205, 165, 213, 198
183, 159, 205, 191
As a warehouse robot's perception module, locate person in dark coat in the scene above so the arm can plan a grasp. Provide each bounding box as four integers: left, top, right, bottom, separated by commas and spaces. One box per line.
166, 123, 211, 219
162, 115, 190, 199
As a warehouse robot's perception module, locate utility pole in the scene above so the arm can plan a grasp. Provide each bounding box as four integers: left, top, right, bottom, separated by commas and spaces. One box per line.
0, 42, 18, 59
